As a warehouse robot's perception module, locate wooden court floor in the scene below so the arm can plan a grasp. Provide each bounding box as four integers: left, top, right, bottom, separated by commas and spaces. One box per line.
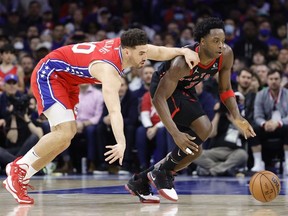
0, 174, 287, 216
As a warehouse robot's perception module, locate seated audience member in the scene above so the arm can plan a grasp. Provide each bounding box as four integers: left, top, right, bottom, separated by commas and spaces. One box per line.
136, 91, 174, 171
132, 64, 155, 99
19, 54, 35, 94
252, 64, 269, 87
0, 74, 43, 169
236, 68, 257, 123
96, 77, 138, 174
73, 84, 104, 173
0, 44, 25, 93
251, 69, 288, 173
194, 94, 248, 177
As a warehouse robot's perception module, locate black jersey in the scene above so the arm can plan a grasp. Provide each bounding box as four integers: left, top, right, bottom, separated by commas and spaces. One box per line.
155, 43, 223, 95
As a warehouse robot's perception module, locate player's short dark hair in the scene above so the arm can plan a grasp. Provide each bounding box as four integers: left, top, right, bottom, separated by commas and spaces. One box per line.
120, 28, 148, 49
194, 17, 225, 42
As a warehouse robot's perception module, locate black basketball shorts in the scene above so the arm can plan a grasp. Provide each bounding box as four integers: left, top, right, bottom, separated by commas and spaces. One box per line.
150, 72, 205, 128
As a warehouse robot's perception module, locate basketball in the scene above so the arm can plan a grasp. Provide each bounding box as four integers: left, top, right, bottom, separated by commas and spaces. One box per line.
249, 170, 281, 202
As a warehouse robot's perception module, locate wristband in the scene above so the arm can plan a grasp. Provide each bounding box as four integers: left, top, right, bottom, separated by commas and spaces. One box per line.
220, 90, 235, 103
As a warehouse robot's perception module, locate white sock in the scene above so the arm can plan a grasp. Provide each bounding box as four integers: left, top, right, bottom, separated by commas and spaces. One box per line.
17, 148, 40, 180
253, 152, 262, 164
24, 166, 38, 181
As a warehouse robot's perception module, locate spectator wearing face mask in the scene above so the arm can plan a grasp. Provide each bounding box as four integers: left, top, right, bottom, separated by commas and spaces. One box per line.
233, 19, 268, 65
223, 19, 238, 48
258, 20, 282, 50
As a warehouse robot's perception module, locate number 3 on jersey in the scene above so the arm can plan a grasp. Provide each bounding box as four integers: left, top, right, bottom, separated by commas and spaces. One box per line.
72, 43, 97, 54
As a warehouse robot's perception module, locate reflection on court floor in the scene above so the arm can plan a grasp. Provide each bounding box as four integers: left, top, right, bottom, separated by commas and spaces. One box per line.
0, 175, 287, 216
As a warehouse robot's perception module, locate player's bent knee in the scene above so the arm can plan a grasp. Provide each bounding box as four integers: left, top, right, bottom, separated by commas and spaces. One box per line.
57, 122, 77, 140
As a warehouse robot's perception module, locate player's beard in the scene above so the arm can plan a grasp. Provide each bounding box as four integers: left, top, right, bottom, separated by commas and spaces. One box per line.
130, 58, 142, 69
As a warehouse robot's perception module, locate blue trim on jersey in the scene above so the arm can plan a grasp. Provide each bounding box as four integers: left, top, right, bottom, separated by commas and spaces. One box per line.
118, 46, 123, 65
49, 59, 92, 78
35, 58, 121, 111
36, 61, 66, 110
101, 59, 122, 75
36, 58, 94, 111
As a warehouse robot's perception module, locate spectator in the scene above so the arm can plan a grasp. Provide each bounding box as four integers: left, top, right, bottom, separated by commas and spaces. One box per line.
231, 56, 248, 84
275, 22, 287, 44
258, 20, 282, 49
23, 1, 43, 27
51, 23, 66, 50
267, 43, 281, 62
233, 19, 268, 65
251, 69, 288, 173
96, 77, 138, 174
251, 50, 266, 66
277, 48, 288, 69
179, 27, 194, 47
19, 54, 35, 93
236, 68, 256, 123
136, 91, 174, 171
249, 72, 262, 93
73, 84, 104, 173
223, 18, 238, 48
194, 98, 248, 177
0, 74, 43, 169
133, 64, 154, 99
252, 64, 269, 87
2, 9, 26, 39
0, 44, 25, 92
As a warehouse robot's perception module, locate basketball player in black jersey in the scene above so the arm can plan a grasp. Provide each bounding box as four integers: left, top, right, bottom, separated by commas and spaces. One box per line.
125, 17, 256, 203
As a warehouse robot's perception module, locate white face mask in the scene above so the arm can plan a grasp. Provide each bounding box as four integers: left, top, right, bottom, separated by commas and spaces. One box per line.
225, 24, 235, 35
14, 41, 24, 50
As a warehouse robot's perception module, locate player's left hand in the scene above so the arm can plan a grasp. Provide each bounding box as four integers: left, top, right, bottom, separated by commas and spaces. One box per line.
231, 117, 256, 139
182, 48, 200, 69
104, 143, 126, 165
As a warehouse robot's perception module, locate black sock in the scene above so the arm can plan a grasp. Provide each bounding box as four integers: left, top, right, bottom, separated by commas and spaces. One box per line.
161, 130, 203, 171
138, 165, 154, 182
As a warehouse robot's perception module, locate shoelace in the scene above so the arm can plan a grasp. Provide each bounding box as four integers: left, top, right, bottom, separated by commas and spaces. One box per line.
13, 164, 34, 197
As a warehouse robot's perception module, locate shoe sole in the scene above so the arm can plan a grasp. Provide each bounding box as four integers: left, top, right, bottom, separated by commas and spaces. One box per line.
3, 178, 34, 204
124, 184, 160, 203
147, 172, 178, 202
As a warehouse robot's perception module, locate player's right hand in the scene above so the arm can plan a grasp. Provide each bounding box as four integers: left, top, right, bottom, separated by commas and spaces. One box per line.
182, 48, 200, 69
173, 131, 199, 155
104, 143, 125, 165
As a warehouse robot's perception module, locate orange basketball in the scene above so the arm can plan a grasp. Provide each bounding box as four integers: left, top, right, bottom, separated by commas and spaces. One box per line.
249, 170, 281, 202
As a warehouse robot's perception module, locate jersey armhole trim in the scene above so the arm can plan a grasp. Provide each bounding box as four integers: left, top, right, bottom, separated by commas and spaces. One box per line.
88, 60, 122, 76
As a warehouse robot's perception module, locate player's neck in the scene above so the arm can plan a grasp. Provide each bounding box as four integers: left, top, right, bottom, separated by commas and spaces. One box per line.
198, 47, 214, 65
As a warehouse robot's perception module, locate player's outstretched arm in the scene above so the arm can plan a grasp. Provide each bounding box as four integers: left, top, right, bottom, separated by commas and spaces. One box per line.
218, 45, 256, 139
90, 63, 126, 165
146, 44, 200, 69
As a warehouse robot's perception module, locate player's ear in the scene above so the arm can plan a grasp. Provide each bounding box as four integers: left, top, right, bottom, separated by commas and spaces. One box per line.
122, 47, 129, 56
200, 38, 205, 45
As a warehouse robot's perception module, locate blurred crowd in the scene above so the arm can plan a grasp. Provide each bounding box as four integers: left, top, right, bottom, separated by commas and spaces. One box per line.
0, 0, 288, 177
